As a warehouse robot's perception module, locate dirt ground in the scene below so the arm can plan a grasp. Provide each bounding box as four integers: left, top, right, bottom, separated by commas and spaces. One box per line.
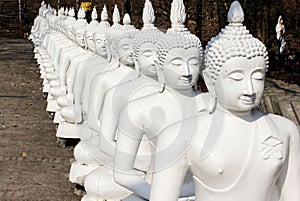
0, 39, 80, 201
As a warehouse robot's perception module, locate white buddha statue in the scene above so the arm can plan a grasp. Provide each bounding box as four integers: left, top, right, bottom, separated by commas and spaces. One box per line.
42, 12, 77, 112
73, 5, 111, 125
73, 5, 123, 140
81, 1, 164, 200
86, 13, 137, 133
92, 0, 163, 160
68, 5, 113, 185
113, 0, 208, 199
72, 5, 123, 147
41, 8, 76, 96
49, 7, 87, 98
79, 12, 139, 159
57, 6, 100, 121
44, 7, 82, 113
31, 3, 51, 48
69, 5, 133, 186
77, 4, 123, 128
275, 16, 286, 53
51, 8, 89, 139
150, 2, 300, 201
29, 1, 46, 43
71, 14, 141, 201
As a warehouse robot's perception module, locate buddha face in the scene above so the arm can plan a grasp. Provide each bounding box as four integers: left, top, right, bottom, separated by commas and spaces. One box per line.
86, 31, 95, 52
75, 28, 86, 48
138, 42, 157, 77
118, 37, 134, 66
94, 33, 107, 58
215, 56, 266, 114
163, 47, 200, 90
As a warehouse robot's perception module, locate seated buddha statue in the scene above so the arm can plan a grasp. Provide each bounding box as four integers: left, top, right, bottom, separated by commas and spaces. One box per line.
71, 14, 141, 201
113, 0, 208, 199
149, 2, 300, 201
68, 5, 113, 185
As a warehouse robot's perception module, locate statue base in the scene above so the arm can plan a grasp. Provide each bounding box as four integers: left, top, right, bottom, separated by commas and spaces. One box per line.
46, 99, 60, 112
69, 161, 99, 185
53, 110, 64, 124
56, 121, 79, 138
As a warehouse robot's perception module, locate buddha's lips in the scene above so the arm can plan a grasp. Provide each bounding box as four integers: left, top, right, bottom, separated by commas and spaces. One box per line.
239, 96, 255, 104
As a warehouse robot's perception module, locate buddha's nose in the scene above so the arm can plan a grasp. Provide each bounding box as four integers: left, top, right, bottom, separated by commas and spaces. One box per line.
182, 62, 191, 76
242, 78, 255, 96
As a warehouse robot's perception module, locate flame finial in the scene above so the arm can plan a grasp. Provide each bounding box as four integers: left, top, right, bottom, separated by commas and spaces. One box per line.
227, 1, 244, 24
64, 7, 69, 16
123, 13, 131, 25
78, 7, 86, 19
170, 0, 186, 26
101, 5, 108, 21
68, 7, 75, 17
142, 0, 155, 25
91, 7, 98, 20
113, 5, 120, 24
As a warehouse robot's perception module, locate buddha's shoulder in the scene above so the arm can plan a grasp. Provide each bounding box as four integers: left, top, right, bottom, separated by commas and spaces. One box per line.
265, 112, 299, 137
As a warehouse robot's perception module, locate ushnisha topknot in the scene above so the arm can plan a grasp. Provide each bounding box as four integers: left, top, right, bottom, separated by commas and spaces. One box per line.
132, 0, 163, 60
156, 0, 203, 69
204, 1, 269, 84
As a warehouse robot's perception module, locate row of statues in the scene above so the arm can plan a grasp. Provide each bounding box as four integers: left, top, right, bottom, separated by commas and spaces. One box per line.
29, 0, 299, 201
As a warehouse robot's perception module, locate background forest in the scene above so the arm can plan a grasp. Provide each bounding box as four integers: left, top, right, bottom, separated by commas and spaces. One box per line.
39, 0, 300, 53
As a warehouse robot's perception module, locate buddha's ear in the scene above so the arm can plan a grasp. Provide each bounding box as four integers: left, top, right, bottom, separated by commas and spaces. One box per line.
203, 69, 216, 112
134, 58, 140, 73
106, 46, 112, 62
154, 56, 165, 86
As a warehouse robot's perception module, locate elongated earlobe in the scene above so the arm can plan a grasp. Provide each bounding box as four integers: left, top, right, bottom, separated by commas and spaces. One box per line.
134, 59, 140, 73
203, 69, 216, 113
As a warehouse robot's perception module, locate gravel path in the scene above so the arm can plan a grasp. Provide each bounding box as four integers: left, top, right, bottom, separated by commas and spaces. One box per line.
0, 39, 80, 201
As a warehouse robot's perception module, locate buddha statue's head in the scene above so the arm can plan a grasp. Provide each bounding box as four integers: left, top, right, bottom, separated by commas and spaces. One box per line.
90, 6, 99, 26
65, 8, 76, 40
85, 7, 99, 53
156, 0, 203, 91
72, 7, 88, 48
132, 0, 163, 79
74, 25, 87, 48
93, 5, 111, 59
67, 23, 76, 41
203, 1, 268, 114
54, 8, 63, 32
47, 8, 57, 29
111, 14, 138, 67
105, 5, 124, 62
61, 7, 75, 36
42, 4, 50, 17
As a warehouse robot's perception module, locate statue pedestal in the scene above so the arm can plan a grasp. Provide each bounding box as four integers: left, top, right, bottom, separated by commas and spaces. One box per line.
56, 121, 79, 139
46, 99, 60, 112
53, 110, 64, 124
82, 166, 132, 201
69, 161, 99, 185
